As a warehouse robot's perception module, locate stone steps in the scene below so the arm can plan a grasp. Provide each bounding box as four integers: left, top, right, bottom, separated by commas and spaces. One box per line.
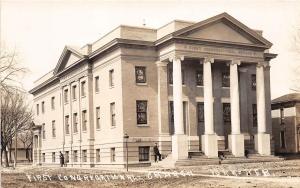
152, 151, 284, 167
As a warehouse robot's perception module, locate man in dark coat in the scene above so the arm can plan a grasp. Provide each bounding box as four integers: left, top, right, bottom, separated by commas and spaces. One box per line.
59, 151, 64, 167
153, 143, 161, 162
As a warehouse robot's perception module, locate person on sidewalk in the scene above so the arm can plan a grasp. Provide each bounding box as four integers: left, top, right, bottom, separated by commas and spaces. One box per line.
153, 143, 161, 162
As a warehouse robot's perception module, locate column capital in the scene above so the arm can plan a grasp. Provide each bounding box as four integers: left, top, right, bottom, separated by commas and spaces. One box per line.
229, 59, 241, 66
156, 61, 169, 67
203, 57, 214, 64
257, 62, 269, 68
169, 56, 184, 63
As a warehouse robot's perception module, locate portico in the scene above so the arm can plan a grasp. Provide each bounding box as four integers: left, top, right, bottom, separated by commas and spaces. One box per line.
159, 55, 271, 160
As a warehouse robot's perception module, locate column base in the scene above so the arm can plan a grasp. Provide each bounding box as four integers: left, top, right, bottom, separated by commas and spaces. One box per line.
172, 134, 188, 160
228, 134, 245, 157
255, 133, 271, 155
201, 134, 218, 158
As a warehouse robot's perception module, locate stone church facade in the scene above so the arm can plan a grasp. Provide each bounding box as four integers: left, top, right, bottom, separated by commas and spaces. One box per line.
30, 13, 277, 167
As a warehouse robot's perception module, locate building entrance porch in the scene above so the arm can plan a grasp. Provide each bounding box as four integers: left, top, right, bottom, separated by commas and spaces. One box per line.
157, 55, 271, 161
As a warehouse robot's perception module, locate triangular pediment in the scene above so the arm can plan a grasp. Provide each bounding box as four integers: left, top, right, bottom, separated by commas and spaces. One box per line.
53, 46, 85, 75
174, 13, 272, 48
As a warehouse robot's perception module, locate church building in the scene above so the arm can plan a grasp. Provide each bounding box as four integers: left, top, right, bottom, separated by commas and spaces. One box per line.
30, 12, 277, 167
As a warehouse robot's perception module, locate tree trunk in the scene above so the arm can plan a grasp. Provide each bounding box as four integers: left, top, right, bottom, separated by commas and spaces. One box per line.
8, 141, 12, 163
3, 149, 9, 167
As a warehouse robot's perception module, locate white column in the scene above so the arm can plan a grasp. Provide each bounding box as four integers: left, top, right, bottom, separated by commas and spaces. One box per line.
170, 56, 188, 160
201, 57, 218, 158
172, 57, 184, 135
228, 60, 244, 157
203, 58, 214, 134
156, 61, 171, 152
255, 63, 271, 155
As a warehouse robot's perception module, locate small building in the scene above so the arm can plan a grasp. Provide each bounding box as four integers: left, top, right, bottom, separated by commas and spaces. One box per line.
272, 93, 300, 154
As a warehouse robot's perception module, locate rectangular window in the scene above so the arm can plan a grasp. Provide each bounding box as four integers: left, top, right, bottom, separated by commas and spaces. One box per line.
41, 101, 45, 113
65, 151, 69, 163
96, 107, 100, 129
251, 74, 256, 90
82, 150, 87, 162
73, 113, 78, 133
111, 148, 115, 162
197, 102, 204, 122
196, 70, 203, 86
64, 89, 68, 103
169, 69, 173, 84
169, 101, 174, 123
109, 69, 114, 87
52, 120, 56, 137
136, 100, 147, 124
51, 97, 55, 110
138, 146, 150, 161
36, 104, 39, 115
65, 115, 70, 135
42, 123, 46, 139
222, 72, 230, 87
42, 153, 45, 162
52, 152, 55, 162
280, 108, 284, 125
223, 103, 231, 123
252, 104, 257, 127
82, 110, 87, 131
95, 76, 99, 92
96, 149, 100, 162
73, 150, 78, 162
110, 102, 116, 127
72, 85, 77, 100
280, 131, 286, 148
81, 81, 86, 97
135, 66, 147, 83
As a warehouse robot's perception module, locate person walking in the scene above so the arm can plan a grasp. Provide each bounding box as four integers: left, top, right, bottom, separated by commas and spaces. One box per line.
59, 151, 64, 167
153, 143, 161, 162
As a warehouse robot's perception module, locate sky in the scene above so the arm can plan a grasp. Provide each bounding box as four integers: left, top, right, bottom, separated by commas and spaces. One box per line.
1, 0, 300, 99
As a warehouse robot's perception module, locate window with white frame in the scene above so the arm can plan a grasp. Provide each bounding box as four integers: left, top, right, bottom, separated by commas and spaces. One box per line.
138, 146, 150, 161
96, 107, 100, 129
73, 113, 78, 133
82, 110, 87, 131
109, 69, 114, 87
73, 150, 78, 162
41, 101, 45, 113
51, 97, 55, 110
42, 123, 46, 139
96, 149, 100, 162
81, 81, 86, 97
36, 104, 39, 115
64, 89, 69, 103
52, 152, 55, 162
110, 103, 116, 127
65, 115, 70, 135
82, 150, 87, 162
135, 66, 146, 84
111, 148, 115, 162
72, 85, 77, 100
95, 76, 99, 92
52, 120, 56, 137
136, 100, 147, 124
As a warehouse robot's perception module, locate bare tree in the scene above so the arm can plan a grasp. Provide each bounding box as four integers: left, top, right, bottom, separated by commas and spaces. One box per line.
0, 49, 27, 90
18, 128, 33, 162
0, 48, 28, 166
0, 89, 33, 167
